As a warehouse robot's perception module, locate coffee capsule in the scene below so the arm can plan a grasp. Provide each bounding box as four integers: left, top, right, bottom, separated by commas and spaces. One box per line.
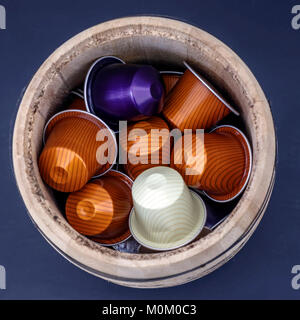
163, 61, 239, 131
66, 170, 133, 246
171, 125, 252, 202
85, 56, 164, 130
129, 166, 207, 251
160, 71, 183, 96
120, 116, 171, 180
39, 110, 117, 192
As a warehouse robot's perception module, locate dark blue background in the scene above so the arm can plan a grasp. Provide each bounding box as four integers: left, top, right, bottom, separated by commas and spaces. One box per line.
0, 0, 299, 300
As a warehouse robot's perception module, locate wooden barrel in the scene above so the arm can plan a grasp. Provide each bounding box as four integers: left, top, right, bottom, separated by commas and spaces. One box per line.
12, 16, 276, 288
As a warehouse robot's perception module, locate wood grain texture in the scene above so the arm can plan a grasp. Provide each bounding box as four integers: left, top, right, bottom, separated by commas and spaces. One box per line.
39, 110, 117, 192
163, 69, 231, 131
66, 170, 132, 244
12, 17, 276, 288
171, 126, 252, 202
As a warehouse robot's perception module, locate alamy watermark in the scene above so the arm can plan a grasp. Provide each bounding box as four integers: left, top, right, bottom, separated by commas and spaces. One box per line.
291, 265, 300, 290
292, 5, 300, 30
0, 5, 6, 30
95, 122, 205, 176
0, 265, 6, 290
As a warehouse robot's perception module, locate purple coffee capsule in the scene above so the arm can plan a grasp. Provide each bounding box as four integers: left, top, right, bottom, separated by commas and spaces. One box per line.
192, 189, 241, 230
84, 56, 164, 129
112, 237, 141, 254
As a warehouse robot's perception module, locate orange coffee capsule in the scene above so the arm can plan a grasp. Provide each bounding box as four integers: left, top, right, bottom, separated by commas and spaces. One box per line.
171, 125, 252, 202
160, 71, 182, 96
39, 110, 117, 192
67, 91, 87, 111
163, 62, 239, 131
66, 170, 133, 246
119, 116, 171, 180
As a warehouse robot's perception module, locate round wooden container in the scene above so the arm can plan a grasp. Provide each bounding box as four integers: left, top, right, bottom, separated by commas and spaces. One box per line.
12, 17, 276, 288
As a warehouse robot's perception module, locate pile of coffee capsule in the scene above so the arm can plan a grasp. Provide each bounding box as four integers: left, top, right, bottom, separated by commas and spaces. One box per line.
38, 56, 252, 253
